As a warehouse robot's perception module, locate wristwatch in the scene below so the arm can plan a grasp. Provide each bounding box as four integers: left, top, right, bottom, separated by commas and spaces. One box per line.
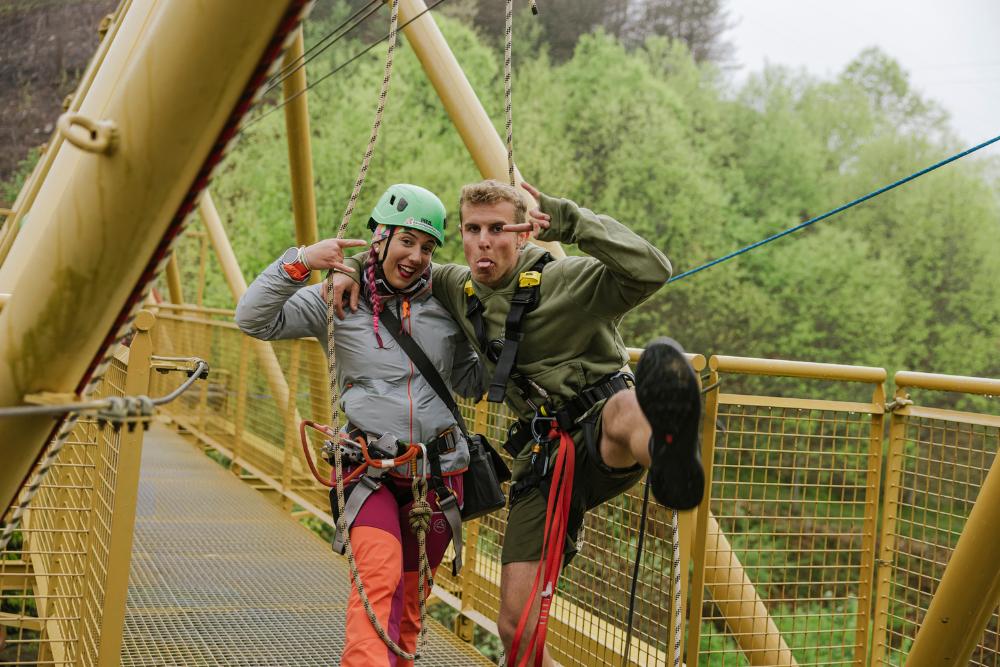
280, 245, 311, 282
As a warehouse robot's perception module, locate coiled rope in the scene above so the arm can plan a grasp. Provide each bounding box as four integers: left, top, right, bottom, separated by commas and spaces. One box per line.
320, 0, 434, 660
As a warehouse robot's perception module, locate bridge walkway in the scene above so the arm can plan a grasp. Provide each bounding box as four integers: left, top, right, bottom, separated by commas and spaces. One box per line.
121, 424, 490, 666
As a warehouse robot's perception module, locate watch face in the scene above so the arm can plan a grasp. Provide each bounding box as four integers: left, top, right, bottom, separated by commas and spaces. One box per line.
280, 247, 299, 264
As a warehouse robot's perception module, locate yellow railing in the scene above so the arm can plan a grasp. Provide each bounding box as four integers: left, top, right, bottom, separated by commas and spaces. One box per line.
0, 312, 154, 667
143, 304, 999, 667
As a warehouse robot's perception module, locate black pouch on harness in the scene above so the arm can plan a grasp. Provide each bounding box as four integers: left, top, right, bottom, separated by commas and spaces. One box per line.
461, 434, 511, 521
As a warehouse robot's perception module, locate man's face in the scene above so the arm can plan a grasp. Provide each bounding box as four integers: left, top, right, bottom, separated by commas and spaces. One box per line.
461, 201, 526, 289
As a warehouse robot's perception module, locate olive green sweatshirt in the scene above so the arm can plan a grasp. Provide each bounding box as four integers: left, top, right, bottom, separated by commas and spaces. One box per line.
341, 192, 671, 423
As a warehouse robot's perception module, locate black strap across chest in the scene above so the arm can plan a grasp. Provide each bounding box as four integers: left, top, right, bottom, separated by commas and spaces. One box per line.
464, 253, 554, 403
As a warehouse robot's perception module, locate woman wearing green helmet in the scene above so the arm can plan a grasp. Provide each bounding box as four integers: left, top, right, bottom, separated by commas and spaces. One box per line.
236, 183, 483, 665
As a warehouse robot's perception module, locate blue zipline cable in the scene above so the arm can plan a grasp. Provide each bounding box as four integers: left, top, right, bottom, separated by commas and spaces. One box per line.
668, 133, 1000, 283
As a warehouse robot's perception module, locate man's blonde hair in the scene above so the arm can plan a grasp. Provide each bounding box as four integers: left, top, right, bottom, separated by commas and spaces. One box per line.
458, 179, 526, 228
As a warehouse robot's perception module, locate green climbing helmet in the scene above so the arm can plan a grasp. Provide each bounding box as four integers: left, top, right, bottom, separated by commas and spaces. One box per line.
368, 183, 447, 246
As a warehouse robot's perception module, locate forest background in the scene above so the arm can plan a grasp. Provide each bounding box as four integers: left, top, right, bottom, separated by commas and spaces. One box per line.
3, 0, 999, 405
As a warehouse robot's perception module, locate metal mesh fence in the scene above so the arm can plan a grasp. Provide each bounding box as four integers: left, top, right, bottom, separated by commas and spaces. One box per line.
147, 306, 1000, 667
873, 387, 1000, 666
1, 348, 132, 666
696, 396, 881, 667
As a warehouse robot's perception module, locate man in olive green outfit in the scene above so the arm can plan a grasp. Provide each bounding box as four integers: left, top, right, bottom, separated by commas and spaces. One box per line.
331, 180, 702, 665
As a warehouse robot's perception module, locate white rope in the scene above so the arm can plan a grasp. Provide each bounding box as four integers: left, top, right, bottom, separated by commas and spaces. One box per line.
672, 508, 682, 667
503, 0, 515, 186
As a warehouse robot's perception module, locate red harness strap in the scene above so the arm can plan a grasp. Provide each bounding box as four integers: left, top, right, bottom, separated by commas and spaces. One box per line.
509, 425, 576, 667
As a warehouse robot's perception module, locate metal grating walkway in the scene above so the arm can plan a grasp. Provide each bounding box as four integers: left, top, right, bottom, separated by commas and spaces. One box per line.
122, 425, 491, 666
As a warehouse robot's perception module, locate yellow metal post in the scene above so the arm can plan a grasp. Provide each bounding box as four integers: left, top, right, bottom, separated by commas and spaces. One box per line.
394, 0, 564, 259
231, 334, 251, 472
281, 27, 321, 285
685, 369, 721, 667
195, 231, 209, 307
165, 253, 184, 304
94, 309, 154, 667
854, 381, 886, 667
277, 27, 332, 424
0, 0, 307, 513
281, 340, 303, 510
871, 388, 909, 666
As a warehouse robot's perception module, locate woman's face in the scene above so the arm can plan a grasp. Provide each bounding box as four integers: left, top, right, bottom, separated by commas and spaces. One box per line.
375, 228, 437, 290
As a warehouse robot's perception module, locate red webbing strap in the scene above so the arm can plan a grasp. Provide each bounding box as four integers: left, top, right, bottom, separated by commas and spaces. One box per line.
509, 426, 576, 667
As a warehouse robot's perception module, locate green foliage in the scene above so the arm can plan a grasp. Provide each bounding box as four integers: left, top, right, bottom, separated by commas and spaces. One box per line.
184, 16, 1000, 400
0, 150, 39, 207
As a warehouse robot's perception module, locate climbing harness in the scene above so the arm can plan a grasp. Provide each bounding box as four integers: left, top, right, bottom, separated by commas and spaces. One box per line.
462, 253, 554, 403
0, 356, 209, 552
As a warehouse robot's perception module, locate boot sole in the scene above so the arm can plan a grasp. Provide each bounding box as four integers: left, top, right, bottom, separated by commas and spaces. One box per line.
635, 338, 704, 510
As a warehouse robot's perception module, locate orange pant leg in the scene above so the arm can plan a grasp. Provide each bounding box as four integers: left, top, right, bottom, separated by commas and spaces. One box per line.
340, 526, 404, 667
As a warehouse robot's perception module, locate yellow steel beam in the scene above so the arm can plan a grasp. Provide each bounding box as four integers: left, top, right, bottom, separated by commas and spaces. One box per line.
0, 0, 307, 513
904, 450, 1000, 666
395, 0, 564, 259
281, 27, 321, 285
703, 514, 798, 666
165, 253, 184, 303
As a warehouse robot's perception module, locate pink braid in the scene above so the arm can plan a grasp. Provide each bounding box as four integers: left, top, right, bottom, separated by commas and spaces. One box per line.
364, 246, 386, 348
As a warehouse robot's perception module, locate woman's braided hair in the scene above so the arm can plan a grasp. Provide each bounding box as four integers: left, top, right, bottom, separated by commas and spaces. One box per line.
363, 244, 387, 348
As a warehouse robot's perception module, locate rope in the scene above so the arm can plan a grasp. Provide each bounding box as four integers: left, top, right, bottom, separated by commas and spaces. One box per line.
319, 0, 433, 658
503, 0, 515, 186
671, 508, 682, 667
669, 133, 1000, 284
621, 480, 650, 667
241, 0, 451, 134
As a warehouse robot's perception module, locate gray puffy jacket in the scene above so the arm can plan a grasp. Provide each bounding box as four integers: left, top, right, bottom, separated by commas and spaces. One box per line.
235, 259, 484, 476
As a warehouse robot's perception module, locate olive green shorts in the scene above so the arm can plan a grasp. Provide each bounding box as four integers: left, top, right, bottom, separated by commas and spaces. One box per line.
500, 401, 644, 566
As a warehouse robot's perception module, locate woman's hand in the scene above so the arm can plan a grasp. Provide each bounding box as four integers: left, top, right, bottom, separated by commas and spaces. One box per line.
303, 238, 367, 273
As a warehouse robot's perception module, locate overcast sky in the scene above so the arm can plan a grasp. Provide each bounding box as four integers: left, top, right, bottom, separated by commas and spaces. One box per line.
725, 0, 1000, 147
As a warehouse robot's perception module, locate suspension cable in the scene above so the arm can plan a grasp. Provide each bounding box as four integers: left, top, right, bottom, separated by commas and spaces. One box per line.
669, 133, 1000, 284
241, 0, 450, 135
0, 359, 209, 419
259, 0, 382, 101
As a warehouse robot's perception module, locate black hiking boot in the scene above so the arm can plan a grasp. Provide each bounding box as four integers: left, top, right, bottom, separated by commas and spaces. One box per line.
635, 338, 704, 510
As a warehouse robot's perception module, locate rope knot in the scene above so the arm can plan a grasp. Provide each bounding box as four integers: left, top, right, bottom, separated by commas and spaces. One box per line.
408, 497, 432, 534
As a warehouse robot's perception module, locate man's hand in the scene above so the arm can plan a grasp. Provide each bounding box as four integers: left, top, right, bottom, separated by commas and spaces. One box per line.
303, 238, 367, 273
502, 181, 551, 237
325, 270, 361, 320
